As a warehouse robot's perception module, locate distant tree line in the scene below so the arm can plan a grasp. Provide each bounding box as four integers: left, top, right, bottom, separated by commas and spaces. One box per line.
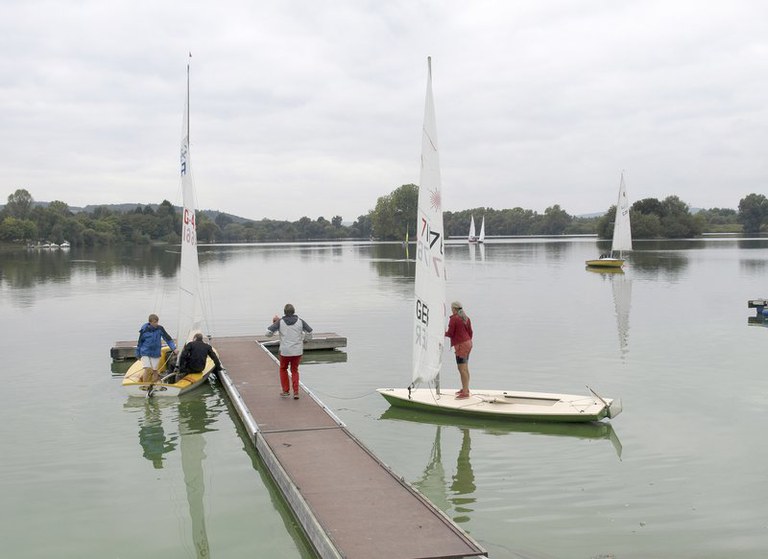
367, 184, 767, 240
2, 187, 767, 246
0, 189, 372, 246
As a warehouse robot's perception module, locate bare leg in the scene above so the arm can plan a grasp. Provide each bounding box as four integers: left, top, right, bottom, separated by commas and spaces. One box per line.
142, 367, 153, 383
458, 363, 470, 393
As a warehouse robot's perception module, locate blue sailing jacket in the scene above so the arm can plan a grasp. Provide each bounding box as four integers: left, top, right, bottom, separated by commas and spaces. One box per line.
135, 322, 177, 358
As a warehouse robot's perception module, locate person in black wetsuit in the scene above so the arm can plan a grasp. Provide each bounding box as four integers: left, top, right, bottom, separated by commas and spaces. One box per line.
176, 332, 221, 381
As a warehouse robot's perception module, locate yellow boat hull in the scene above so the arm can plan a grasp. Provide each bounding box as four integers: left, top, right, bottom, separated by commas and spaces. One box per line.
586, 258, 624, 268
122, 346, 219, 397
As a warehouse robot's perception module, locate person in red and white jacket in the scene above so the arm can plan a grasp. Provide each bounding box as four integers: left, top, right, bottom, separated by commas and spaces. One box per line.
267, 303, 313, 399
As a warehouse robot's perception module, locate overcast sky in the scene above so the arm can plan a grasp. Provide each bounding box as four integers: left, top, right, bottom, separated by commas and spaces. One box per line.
2, 0, 767, 222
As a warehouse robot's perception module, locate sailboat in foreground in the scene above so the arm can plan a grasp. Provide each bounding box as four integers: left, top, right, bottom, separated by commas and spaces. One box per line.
587, 173, 632, 268
377, 58, 621, 423
123, 60, 219, 397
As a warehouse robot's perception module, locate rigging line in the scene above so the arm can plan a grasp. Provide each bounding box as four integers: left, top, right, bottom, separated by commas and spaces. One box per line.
198, 257, 217, 336
307, 387, 379, 401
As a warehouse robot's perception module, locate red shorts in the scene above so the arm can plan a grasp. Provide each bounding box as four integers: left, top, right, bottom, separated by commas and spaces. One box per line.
453, 340, 473, 362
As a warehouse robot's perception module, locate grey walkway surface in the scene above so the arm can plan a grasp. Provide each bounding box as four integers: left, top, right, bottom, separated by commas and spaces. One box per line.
213, 335, 487, 559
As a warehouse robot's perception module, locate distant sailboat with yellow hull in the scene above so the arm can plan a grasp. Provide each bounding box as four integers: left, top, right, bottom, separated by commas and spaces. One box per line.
587, 172, 632, 268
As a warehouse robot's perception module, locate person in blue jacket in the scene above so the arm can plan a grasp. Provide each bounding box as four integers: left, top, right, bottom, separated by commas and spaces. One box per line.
136, 313, 177, 382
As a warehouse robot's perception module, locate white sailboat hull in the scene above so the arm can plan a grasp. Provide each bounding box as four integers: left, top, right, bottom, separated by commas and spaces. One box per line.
377, 388, 621, 423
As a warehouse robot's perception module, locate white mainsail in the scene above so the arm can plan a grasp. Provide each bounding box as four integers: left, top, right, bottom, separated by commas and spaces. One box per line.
468, 215, 476, 242
611, 173, 632, 256
412, 57, 446, 387
176, 60, 203, 353
478, 216, 485, 243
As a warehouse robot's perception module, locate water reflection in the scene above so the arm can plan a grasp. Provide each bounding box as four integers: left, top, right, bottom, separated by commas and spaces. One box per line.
127, 398, 178, 469
740, 258, 768, 273
366, 243, 415, 280
380, 407, 621, 454
218, 390, 318, 557
586, 268, 632, 358
626, 250, 688, 279
413, 426, 476, 524
0, 245, 183, 290
0, 247, 76, 289
282, 349, 348, 365
178, 393, 220, 559
747, 315, 768, 328
126, 390, 222, 558
736, 238, 768, 250
612, 274, 632, 358
111, 360, 133, 377
380, 407, 622, 525
467, 243, 486, 263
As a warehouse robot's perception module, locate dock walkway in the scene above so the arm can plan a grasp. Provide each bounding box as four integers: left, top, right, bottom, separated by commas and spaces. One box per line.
213, 335, 486, 559
110, 332, 346, 361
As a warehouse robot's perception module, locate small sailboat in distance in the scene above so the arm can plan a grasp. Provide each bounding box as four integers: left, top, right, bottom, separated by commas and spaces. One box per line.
587, 172, 632, 268
377, 58, 621, 423
477, 215, 485, 244
467, 214, 478, 243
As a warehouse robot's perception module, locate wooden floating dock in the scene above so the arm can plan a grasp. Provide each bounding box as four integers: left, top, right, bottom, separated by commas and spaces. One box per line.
110, 332, 347, 361
213, 335, 487, 559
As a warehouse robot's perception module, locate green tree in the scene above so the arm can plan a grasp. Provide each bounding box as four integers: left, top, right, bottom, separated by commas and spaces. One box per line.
696, 207, 739, 232
350, 213, 373, 239
215, 212, 233, 229
48, 200, 71, 216
222, 222, 246, 241
595, 205, 617, 239
61, 217, 85, 246
371, 184, 417, 240
631, 213, 662, 238
539, 204, 572, 235
5, 188, 34, 219
197, 217, 220, 243
633, 198, 664, 217
659, 196, 701, 238
738, 193, 768, 234
628, 195, 701, 238
0, 217, 37, 241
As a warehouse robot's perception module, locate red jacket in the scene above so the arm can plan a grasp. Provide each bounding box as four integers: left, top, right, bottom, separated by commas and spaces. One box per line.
445, 314, 473, 346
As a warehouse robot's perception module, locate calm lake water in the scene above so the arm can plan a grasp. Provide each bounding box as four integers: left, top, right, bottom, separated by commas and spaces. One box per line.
2, 237, 768, 558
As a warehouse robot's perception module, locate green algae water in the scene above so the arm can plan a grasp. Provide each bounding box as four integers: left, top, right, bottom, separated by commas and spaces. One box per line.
2, 238, 767, 558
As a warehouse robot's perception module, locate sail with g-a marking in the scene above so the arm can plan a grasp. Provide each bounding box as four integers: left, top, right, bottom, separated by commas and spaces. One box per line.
176, 60, 204, 354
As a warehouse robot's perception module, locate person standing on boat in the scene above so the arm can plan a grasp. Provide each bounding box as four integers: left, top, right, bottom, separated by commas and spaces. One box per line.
135, 314, 177, 383
177, 332, 221, 380
266, 303, 313, 400
445, 301, 473, 399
